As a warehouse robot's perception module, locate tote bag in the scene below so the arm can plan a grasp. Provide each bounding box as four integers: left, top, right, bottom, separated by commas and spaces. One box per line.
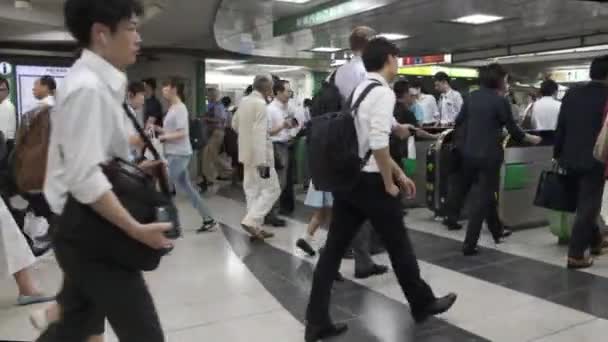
533, 167, 578, 213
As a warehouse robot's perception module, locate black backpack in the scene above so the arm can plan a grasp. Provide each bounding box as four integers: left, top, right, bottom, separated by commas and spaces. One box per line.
190, 117, 205, 150
310, 72, 344, 119
307, 81, 381, 192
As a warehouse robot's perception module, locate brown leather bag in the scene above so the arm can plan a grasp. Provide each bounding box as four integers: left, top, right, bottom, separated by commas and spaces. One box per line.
13, 105, 51, 192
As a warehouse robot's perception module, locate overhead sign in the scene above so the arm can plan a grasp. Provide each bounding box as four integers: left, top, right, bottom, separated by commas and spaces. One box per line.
273, 0, 394, 37
0, 62, 12, 76
399, 54, 452, 66
398, 65, 479, 78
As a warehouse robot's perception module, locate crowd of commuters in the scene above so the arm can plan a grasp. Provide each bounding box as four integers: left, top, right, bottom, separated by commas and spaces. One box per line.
0, 1, 608, 341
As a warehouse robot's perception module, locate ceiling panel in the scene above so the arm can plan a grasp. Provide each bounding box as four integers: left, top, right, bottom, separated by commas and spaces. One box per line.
214, 0, 608, 59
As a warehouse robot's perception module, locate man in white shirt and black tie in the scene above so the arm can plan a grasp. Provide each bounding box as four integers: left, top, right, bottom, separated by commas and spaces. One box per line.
305, 37, 457, 342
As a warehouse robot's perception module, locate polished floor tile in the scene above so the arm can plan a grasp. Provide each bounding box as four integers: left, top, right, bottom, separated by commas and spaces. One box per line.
2, 187, 608, 341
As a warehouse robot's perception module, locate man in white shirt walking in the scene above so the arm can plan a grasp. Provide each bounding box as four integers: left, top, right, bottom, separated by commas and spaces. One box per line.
33, 75, 56, 107
305, 38, 457, 342
233, 75, 281, 240
434, 72, 463, 126
532, 79, 561, 130
0, 77, 16, 153
38, 1, 172, 340
266, 80, 296, 226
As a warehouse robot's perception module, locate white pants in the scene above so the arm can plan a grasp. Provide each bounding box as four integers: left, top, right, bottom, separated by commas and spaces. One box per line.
0, 197, 36, 279
242, 166, 281, 228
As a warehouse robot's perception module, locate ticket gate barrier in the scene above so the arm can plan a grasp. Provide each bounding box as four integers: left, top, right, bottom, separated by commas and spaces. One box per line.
401, 127, 452, 208
499, 130, 555, 229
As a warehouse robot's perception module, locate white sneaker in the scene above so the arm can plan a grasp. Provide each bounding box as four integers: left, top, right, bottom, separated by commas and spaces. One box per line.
30, 309, 49, 331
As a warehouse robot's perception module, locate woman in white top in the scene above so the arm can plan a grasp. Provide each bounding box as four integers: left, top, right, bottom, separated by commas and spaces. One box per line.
157, 78, 217, 233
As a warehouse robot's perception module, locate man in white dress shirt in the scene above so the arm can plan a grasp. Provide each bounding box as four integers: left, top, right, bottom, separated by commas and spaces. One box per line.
434, 71, 463, 126
0, 77, 16, 153
265, 79, 297, 226
305, 38, 457, 342
38, 1, 172, 340
33, 75, 56, 107
532, 79, 561, 130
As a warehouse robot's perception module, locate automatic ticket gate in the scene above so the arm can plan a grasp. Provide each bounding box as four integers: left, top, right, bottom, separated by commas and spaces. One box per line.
402, 127, 453, 208
499, 130, 555, 229
425, 129, 554, 229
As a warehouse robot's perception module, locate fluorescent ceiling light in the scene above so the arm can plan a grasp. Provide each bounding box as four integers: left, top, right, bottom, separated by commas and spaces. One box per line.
206, 59, 243, 65
377, 33, 410, 41
311, 47, 342, 53
215, 65, 246, 71
275, 0, 312, 3
331, 59, 347, 67
272, 67, 303, 73
452, 14, 504, 25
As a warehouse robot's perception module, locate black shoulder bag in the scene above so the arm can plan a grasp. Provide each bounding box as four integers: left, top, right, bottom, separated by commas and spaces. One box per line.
56, 104, 181, 272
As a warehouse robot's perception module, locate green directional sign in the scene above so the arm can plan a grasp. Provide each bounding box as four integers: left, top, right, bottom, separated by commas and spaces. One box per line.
273, 0, 391, 37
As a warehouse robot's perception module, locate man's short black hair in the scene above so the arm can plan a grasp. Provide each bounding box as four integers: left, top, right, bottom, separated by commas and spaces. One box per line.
303, 98, 313, 107
479, 63, 507, 90
434, 72, 450, 84
590, 55, 608, 81
143, 78, 157, 90
0, 77, 9, 92
128, 81, 145, 95
64, 0, 143, 47
39, 75, 57, 91
362, 37, 399, 73
393, 80, 411, 99
244, 85, 253, 95
540, 79, 558, 97
273, 79, 290, 96
221, 96, 232, 108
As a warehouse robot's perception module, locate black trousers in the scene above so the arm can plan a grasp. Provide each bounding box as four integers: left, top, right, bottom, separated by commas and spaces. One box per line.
279, 143, 296, 213
306, 173, 435, 325
462, 158, 503, 247
37, 237, 164, 342
569, 167, 605, 258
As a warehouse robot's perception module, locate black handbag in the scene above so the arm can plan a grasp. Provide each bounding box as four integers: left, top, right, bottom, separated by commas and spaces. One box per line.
55, 104, 181, 272
533, 166, 578, 213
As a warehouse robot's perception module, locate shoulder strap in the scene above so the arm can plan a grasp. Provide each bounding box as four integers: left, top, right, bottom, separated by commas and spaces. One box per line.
122, 103, 172, 196
351, 81, 382, 112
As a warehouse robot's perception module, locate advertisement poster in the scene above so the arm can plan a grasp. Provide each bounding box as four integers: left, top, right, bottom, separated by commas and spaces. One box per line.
15, 65, 69, 114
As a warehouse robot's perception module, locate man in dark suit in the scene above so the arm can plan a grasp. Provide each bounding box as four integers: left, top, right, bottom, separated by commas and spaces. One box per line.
554, 55, 608, 269
456, 64, 541, 256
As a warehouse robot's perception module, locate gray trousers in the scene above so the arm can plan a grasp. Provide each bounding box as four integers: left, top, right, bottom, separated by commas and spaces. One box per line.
269, 142, 289, 216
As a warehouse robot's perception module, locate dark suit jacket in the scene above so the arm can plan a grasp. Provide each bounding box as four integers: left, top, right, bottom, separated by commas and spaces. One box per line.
554, 82, 608, 171
456, 88, 526, 163
144, 96, 164, 127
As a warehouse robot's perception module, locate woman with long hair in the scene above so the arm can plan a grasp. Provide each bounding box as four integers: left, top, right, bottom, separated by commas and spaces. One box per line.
157, 78, 218, 233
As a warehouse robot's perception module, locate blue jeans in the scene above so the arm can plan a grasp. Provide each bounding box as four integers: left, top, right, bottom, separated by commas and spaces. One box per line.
166, 154, 213, 221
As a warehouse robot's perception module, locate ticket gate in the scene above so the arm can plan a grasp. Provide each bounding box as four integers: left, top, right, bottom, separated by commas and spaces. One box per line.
499, 130, 555, 229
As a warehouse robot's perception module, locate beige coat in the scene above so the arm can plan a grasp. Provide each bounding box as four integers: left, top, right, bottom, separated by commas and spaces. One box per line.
232, 91, 273, 168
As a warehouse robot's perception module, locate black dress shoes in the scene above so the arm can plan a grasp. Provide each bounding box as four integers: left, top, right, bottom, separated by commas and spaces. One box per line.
462, 245, 480, 256
412, 293, 458, 323
355, 264, 389, 279
264, 215, 286, 227
305, 323, 348, 342
493, 229, 513, 244
442, 218, 463, 231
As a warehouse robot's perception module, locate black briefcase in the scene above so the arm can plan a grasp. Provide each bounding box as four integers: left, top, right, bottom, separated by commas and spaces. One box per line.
533, 169, 578, 213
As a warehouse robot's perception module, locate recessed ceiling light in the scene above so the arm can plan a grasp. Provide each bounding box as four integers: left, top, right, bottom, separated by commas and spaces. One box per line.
206, 59, 243, 65
215, 65, 246, 71
275, 0, 312, 3
377, 33, 410, 41
452, 14, 504, 25
311, 47, 342, 53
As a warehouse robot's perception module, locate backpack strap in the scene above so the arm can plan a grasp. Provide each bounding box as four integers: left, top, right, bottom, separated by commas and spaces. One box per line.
351, 81, 382, 113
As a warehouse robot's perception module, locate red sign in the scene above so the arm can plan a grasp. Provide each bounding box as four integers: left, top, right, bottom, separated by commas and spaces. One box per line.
400, 54, 448, 66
